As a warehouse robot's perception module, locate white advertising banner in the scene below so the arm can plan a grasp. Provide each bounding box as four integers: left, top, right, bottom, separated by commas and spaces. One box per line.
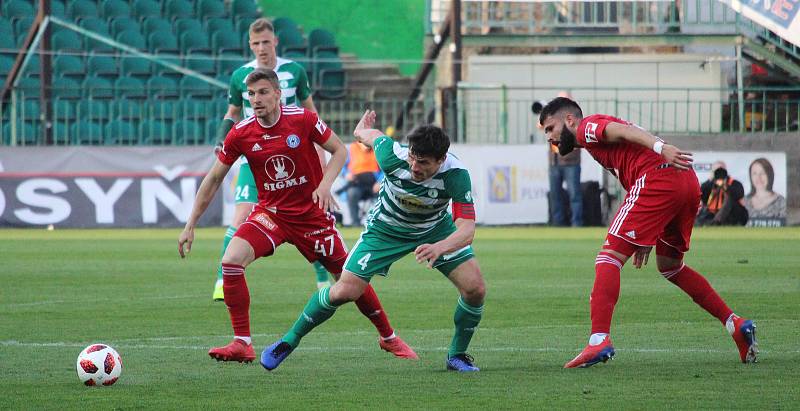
719, 0, 800, 47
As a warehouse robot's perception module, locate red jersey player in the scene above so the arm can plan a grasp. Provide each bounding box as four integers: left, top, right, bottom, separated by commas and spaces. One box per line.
539, 97, 758, 368
178, 69, 417, 363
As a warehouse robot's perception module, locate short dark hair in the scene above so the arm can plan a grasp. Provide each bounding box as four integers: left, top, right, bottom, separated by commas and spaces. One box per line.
538, 97, 583, 126
245, 68, 279, 90
407, 125, 450, 161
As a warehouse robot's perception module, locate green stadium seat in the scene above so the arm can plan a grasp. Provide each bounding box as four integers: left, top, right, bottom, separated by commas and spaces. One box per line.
20, 99, 41, 122
120, 56, 151, 77
179, 31, 210, 53
218, 51, 242, 75
212, 30, 242, 54
51, 0, 67, 17
152, 55, 181, 78
53, 55, 85, 78
105, 120, 138, 145
314, 50, 346, 100
198, 0, 226, 20
0, 18, 13, 37
2, 122, 38, 145
17, 76, 40, 99
71, 120, 104, 145
13, 17, 34, 39
146, 75, 178, 98
143, 17, 173, 36
166, 0, 195, 21
116, 30, 147, 50
103, 0, 131, 19
205, 120, 218, 144
148, 100, 178, 120
173, 119, 204, 145
79, 18, 114, 52
87, 55, 117, 77
148, 31, 179, 53
140, 120, 172, 145
132, 0, 162, 21
277, 28, 307, 56
308, 29, 339, 56
231, 0, 260, 19
215, 73, 230, 85
272, 17, 298, 35
52, 30, 83, 52
179, 76, 214, 99
235, 19, 251, 37
0, 55, 14, 75
206, 18, 234, 36
111, 17, 140, 38
115, 76, 147, 99
83, 76, 114, 99
52, 121, 71, 145
3, 0, 34, 19
184, 51, 215, 75
53, 76, 82, 99
77, 99, 109, 121
53, 98, 75, 121
178, 98, 207, 120
68, 0, 99, 19
176, 18, 203, 35
282, 49, 309, 71
113, 99, 143, 120
1, 34, 17, 54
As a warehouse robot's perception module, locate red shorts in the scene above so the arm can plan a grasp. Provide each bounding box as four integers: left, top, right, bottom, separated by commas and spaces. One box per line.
608, 167, 701, 253
233, 205, 348, 273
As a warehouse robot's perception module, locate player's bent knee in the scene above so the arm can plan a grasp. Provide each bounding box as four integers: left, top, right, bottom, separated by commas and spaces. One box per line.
329, 271, 367, 304
221, 237, 256, 267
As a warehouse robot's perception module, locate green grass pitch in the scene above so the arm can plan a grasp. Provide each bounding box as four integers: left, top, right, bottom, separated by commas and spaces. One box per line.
1, 226, 798, 409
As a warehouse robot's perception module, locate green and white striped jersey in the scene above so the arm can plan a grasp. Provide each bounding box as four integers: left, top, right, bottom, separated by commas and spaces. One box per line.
367, 135, 474, 237
227, 57, 311, 116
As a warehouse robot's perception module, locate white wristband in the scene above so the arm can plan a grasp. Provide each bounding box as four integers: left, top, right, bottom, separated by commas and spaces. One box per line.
653, 141, 664, 155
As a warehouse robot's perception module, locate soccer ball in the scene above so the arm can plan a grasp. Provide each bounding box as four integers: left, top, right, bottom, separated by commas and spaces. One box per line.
76, 343, 122, 386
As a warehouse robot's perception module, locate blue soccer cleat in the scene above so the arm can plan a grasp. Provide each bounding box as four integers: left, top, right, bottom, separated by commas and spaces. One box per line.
446, 353, 479, 372
260, 341, 294, 371
727, 315, 758, 363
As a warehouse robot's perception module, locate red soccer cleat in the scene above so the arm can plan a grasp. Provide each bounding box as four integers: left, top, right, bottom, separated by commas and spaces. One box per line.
727, 315, 758, 363
564, 336, 615, 368
379, 336, 419, 360
208, 339, 256, 363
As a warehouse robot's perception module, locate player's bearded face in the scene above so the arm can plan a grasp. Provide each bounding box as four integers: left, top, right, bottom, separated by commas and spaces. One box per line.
557, 123, 577, 155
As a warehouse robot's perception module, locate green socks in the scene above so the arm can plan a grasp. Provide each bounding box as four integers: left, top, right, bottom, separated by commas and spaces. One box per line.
448, 296, 484, 357
282, 286, 339, 348
312, 261, 329, 283
216, 226, 238, 280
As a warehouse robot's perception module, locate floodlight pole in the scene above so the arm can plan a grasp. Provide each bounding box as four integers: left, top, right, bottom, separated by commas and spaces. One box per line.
40, 0, 53, 144
449, 0, 462, 140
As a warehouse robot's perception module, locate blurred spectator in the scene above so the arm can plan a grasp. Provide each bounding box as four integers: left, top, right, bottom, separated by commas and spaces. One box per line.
697, 166, 748, 226
745, 157, 786, 219
545, 91, 582, 227
343, 142, 381, 226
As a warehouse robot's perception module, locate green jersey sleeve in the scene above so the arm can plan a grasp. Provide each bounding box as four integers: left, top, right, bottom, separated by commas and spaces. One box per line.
295, 66, 312, 102
444, 168, 474, 204
228, 69, 244, 107
373, 135, 407, 174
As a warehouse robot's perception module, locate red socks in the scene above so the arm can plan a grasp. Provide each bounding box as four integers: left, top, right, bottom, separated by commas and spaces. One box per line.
221, 263, 250, 337
663, 264, 733, 324
354, 285, 394, 338
590, 252, 623, 334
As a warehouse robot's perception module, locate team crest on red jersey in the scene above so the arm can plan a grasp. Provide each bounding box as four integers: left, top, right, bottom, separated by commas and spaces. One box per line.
264, 155, 295, 181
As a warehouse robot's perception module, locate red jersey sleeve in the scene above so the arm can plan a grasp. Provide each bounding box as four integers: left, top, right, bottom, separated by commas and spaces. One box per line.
306, 111, 332, 145
577, 114, 616, 147
217, 123, 242, 165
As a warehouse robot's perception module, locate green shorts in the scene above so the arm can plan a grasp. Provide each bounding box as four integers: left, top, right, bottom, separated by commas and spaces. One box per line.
343, 221, 475, 281
234, 162, 258, 203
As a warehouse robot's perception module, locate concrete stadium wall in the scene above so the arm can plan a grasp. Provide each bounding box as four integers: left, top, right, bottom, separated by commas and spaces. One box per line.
664, 133, 800, 224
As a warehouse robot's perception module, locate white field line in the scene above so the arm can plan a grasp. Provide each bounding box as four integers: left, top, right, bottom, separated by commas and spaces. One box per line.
2, 294, 205, 308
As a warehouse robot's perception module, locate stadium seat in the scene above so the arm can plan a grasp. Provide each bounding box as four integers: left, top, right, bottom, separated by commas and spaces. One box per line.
205, 119, 218, 144
17, 76, 40, 99
116, 30, 147, 50
52, 30, 84, 52
132, 0, 162, 21
277, 28, 307, 56
13, 17, 34, 40
184, 51, 215, 75
179, 76, 214, 99
79, 18, 114, 52
167, 0, 195, 21
52, 121, 70, 145
308, 29, 339, 56
314, 50, 346, 100
212, 30, 242, 54
83, 76, 115, 99
215, 73, 230, 85
143, 17, 173, 37
272, 17, 298, 35
68, 0, 99, 19
20, 99, 41, 122
103, 0, 132, 19
152, 55, 181, 78
218, 51, 242, 75
176, 18, 203, 36
179, 31, 210, 53
53, 55, 85, 78
2, 122, 38, 145
148, 100, 178, 120
87, 55, 117, 77
0, 55, 14, 75
121, 56, 152, 78
104, 120, 138, 145
113, 98, 143, 120
173, 119, 204, 145
1, 35, 17, 57
140, 120, 172, 145
77, 99, 109, 121
197, 0, 226, 20
282, 49, 309, 71
206, 17, 234, 36
148, 31, 179, 53
53, 76, 82, 99
146, 75, 178, 98
2, 0, 34, 19
53, 98, 75, 122
0, 19, 13, 38
71, 120, 104, 145
111, 17, 141, 38
231, 0, 260, 19
178, 98, 207, 120
115, 76, 147, 99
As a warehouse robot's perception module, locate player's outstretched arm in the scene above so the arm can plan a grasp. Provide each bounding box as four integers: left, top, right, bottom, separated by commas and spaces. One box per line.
415, 218, 476, 268
353, 110, 384, 148
603, 122, 693, 170
313, 132, 347, 212
178, 159, 231, 258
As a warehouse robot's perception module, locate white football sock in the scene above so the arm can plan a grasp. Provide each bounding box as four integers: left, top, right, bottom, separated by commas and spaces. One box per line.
234, 336, 252, 345
381, 332, 396, 341
589, 333, 608, 346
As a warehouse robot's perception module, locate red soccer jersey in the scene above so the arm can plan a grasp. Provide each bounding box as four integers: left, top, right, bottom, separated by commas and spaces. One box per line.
217, 106, 332, 215
577, 114, 665, 191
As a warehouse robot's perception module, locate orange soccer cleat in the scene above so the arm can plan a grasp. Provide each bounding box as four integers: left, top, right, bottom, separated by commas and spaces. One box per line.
208, 339, 256, 363
564, 336, 615, 368
379, 336, 419, 360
